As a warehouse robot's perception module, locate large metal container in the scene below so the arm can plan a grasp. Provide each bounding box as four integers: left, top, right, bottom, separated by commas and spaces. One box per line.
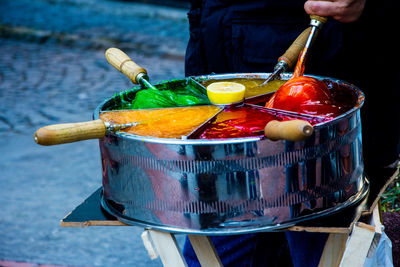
96, 73, 368, 235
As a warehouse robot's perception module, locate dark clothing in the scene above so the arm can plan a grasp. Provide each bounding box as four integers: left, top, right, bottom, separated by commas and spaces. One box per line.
185, 0, 342, 76
185, 0, 400, 173
184, 0, 399, 266
183, 232, 328, 267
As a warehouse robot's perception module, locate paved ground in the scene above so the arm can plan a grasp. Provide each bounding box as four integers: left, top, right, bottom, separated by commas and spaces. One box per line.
0, 0, 188, 266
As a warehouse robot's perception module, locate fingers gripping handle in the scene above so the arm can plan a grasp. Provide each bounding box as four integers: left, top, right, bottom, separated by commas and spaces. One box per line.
34, 119, 107, 146
105, 47, 147, 84
264, 120, 313, 141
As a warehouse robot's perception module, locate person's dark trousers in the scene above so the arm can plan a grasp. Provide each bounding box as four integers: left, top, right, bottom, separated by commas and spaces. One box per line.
285, 232, 328, 267
183, 231, 328, 266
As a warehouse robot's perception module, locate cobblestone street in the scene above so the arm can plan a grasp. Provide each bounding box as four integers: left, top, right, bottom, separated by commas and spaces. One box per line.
0, 1, 188, 266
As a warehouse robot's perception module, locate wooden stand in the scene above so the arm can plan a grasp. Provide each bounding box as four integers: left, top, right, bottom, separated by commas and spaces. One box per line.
61, 169, 398, 267
137, 204, 384, 267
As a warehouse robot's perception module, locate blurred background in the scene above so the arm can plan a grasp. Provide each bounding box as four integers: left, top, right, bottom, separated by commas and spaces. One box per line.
0, 0, 190, 266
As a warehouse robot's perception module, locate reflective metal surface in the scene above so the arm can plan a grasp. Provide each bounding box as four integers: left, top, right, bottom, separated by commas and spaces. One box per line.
95, 73, 368, 234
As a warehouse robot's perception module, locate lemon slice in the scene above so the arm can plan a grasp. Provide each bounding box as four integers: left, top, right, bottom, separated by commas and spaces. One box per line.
206, 82, 246, 105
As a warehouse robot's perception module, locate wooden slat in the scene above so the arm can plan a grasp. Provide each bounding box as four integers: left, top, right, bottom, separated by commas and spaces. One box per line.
371, 204, 383, 234
60, 208, 127, 227
147, 230, 187, 267
60, 220, 127, 227
318, 233, 349, 267
285, 226, 351, 234
188, 235, 223, 267
141, 231, 159, 260
338, 223, 376, 267
365, 205, 383, 258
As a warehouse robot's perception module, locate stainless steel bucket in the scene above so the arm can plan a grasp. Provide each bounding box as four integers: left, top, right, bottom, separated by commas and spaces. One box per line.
95, 73, 368, 235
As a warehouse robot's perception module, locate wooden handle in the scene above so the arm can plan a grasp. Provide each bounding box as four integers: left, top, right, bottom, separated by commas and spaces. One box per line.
278, 27, 312, 69
34, 119, 107, 146
264, 120, 313, 141
105, 47, 147, 84
310, 14, 328, 24
278, 13, 327, 69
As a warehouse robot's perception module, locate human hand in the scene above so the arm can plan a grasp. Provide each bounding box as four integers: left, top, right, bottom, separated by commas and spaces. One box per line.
304, 0, 366, 23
